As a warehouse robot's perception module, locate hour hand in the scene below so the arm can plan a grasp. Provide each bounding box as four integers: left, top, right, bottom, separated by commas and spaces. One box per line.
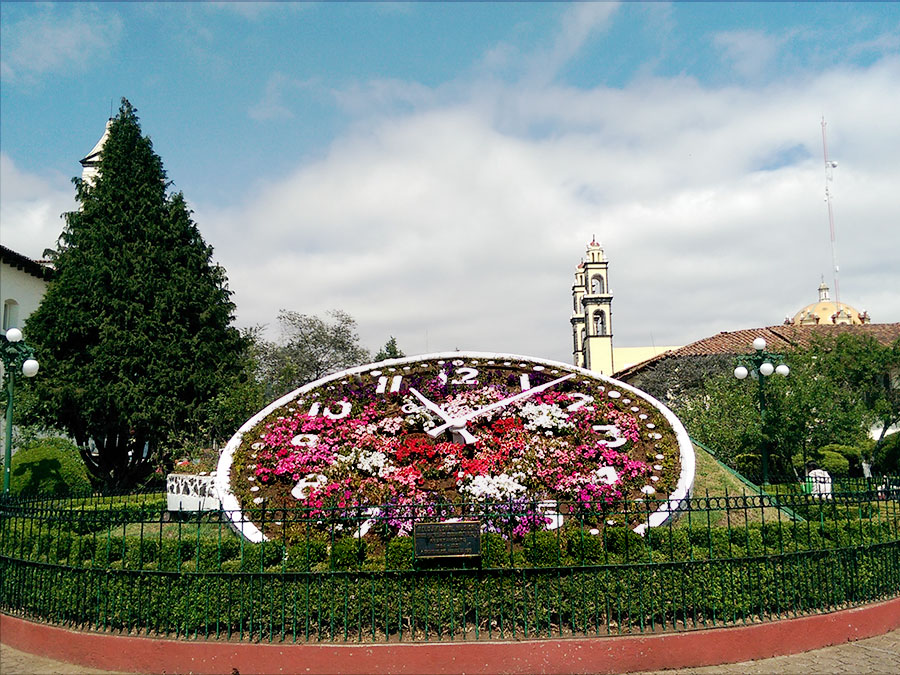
408, 388, 477, 445
427, 373, 575, 438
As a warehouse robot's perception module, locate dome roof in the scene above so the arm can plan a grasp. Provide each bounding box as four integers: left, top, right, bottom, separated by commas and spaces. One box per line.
787, 281, 870, 326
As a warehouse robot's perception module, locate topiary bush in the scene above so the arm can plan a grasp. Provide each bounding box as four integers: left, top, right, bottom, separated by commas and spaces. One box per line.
9, 437, 92, 497
818, 444, 861, 476
819, 450, 850, 477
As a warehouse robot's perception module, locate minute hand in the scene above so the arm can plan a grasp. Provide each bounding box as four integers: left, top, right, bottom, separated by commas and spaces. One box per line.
408, 387, 477, 444
426, 373, 575, 439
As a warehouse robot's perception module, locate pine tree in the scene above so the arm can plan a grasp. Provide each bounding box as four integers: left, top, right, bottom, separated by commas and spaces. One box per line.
24, 99, 245, 488
374, 336, 404, 362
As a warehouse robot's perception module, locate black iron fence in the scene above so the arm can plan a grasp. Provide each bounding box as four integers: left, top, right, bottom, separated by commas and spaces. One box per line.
1, 483, 898, 643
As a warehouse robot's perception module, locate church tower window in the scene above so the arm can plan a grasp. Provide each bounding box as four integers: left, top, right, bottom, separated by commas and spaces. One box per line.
594, 311, 607, 336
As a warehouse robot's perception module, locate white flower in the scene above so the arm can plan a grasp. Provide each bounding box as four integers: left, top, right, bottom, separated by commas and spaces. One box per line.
336, 448, 392, 478
460, 472, 527, 500
520, 402, 574, 433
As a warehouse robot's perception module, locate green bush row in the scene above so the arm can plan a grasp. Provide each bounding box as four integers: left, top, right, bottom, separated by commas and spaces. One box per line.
4, 513, 897, 572
3, 542, 898, 642
2, 495, 168, 534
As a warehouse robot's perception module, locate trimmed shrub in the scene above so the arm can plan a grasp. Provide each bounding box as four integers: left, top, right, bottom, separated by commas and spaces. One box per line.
819, 445, 861, 476
9, 438, 91, 498
568, 529, 607, 565
733, 453, 760, 479
481, 532, 511, 568
330, 537, 366, 570
385, 536, 414, 571
286, 539, 328, 571
523, 530, 566, 567
604, 525, 647, 561
819, 450, 850, 477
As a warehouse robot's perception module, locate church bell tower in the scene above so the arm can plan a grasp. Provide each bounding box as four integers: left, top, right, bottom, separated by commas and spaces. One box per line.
571, 238, 614, 375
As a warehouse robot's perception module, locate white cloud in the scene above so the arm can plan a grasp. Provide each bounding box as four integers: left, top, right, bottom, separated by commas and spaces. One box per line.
198, 55, 900, 363
0, 5, 123, 83
0, 154, 76, 258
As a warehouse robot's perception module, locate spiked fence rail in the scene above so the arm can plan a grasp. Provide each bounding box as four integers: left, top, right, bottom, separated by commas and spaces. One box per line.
1, 483, 898, 643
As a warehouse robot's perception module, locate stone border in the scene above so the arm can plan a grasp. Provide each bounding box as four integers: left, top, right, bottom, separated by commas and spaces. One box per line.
3, 598, 898, 675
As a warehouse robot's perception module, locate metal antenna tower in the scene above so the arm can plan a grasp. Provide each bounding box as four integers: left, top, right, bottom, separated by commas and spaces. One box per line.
821, 117, 842, 312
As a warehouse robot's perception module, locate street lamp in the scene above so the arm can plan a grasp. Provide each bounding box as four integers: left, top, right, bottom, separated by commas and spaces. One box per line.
733, 337, 789, 485
2, 328, 40, 494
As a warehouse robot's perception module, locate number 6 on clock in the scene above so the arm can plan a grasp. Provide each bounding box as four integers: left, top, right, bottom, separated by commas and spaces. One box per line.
592, 424, 626, 448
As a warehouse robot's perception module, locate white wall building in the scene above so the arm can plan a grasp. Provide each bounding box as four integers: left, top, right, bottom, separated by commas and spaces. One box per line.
1, 246, 52, 338
1, 245, 53, 458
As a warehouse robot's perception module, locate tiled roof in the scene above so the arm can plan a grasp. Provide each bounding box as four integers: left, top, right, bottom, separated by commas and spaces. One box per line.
615, 323, 900, 380
0, 245, 54, 281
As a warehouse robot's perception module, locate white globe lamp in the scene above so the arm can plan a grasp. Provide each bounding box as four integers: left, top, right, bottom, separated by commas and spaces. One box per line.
22, 359, 40, 378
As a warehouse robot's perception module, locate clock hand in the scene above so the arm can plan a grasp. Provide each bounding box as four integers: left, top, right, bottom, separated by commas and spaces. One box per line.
427, 373, 575, 438
408, 387, 478, 445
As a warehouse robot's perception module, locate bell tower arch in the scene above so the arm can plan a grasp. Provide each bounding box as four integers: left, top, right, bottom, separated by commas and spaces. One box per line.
571, 238, 614, 375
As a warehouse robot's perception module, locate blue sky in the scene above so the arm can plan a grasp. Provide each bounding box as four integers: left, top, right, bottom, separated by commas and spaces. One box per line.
2, 2, 899, 363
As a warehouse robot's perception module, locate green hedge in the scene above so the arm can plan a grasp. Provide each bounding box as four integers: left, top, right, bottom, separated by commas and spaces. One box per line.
8, 438, 92, 498
3, 542, 898, 642
2, 492, 898, 642
3, 510, 897, 573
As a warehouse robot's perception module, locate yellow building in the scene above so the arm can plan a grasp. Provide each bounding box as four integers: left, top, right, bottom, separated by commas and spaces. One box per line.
786, 280, 870, 326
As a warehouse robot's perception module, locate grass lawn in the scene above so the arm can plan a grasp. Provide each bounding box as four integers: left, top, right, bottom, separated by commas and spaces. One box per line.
684, 443, 794, 527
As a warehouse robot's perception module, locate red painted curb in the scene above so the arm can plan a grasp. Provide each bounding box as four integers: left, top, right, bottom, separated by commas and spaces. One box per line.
3, 597, 899, 675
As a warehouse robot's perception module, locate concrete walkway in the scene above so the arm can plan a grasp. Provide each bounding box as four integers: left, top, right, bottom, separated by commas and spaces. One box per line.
2, 629, 898, 674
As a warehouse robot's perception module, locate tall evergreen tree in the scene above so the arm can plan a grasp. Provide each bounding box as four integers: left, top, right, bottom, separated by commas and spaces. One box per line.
24, 99, 245, 488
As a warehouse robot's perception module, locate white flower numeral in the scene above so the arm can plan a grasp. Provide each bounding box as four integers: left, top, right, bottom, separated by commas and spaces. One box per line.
451, 367, 478, 385
566, 393, 594, 411
592, 424, 626, 448
376, 375, 403, 394
290, 434, 319, 447
308, 401, 352, 420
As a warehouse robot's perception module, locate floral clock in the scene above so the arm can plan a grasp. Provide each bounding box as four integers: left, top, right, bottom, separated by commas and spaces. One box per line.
215, 352, 695, 543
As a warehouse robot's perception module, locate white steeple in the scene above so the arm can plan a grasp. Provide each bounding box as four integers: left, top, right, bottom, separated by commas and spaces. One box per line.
80, 119, 113, 185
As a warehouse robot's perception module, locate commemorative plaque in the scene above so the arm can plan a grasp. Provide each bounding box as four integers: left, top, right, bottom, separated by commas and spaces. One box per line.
414, 521, 481, 559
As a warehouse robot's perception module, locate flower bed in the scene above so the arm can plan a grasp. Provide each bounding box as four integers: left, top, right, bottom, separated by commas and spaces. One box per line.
218, 354, 693, 545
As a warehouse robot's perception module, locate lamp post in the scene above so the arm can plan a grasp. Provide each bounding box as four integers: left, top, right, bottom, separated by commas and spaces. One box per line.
734, 337, 789, 485
2, 328, 40, 494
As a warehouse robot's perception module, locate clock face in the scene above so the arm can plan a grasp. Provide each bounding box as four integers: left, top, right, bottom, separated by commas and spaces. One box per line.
216, 352, 694, 543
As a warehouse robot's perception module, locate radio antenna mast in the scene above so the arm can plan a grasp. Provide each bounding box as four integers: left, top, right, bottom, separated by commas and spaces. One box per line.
821, 117, 842, 313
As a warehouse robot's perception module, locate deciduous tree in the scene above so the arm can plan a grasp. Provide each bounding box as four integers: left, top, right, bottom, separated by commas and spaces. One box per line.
258, 310, 370, 398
